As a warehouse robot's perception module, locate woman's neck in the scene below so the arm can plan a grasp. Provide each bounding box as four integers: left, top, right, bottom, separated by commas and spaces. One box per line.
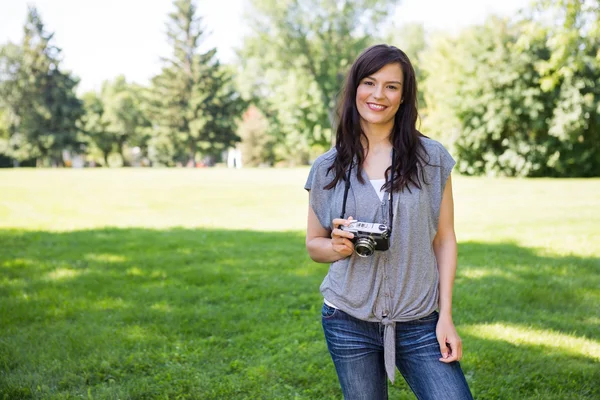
361, 121, 393, 154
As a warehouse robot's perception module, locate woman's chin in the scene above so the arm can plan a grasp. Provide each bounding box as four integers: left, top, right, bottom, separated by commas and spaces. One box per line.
363, 117, 393, 127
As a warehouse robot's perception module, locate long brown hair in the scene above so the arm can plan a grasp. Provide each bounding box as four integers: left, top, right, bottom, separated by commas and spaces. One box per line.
325, 44, 429, 192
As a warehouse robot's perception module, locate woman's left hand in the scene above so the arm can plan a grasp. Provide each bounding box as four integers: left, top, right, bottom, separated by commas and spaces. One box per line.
436, 314, 463, 363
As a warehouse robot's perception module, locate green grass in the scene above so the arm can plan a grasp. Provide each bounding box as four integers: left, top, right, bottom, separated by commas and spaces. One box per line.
0, 169, 599, 399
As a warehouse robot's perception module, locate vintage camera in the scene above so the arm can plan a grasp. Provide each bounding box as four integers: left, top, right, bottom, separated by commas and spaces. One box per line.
340, 221, 391, 257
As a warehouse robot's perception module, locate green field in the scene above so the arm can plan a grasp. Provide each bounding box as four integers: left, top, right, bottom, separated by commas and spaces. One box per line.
1, 169, 599, 399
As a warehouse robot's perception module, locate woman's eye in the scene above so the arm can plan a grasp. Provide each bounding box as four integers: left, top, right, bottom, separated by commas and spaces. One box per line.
363, 81, 374, 86
387, 86, 398, 90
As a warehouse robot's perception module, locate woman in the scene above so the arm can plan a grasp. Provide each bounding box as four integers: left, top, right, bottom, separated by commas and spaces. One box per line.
304, 44, 473, 400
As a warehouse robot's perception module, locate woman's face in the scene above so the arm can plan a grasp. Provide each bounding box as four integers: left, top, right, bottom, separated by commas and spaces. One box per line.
355, 63, 404, 130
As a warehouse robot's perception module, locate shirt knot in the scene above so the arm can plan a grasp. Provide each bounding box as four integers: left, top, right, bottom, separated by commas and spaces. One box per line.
382, 318, 396, 383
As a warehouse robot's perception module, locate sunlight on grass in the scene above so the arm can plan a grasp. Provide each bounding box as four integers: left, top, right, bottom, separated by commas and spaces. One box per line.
1, 169, 598, 258
1, 170, 599, 399
93, 297, 128, 310
84, 253, 127, 263
2, 258, 34, 268
293, 265, 319, 277
459, 268, 514, 280
126, 267, 144, 276
150, 270, 168, 279
463, 323, 600, 361
46, 267, 83, 280
150, 302, 173, 312
125, 325, 149, 341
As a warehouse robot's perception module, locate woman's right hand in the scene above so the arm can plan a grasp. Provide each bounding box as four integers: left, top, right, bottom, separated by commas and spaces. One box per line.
330, 216, 355, 258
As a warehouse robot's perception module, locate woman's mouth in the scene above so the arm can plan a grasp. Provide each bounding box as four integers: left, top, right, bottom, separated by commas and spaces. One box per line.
367, 103, 387, 111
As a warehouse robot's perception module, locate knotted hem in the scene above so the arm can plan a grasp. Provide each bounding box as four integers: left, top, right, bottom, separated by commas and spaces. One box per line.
382, 317, 396, 383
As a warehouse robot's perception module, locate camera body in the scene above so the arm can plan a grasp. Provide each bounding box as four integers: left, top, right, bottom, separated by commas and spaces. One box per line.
340, 221, 391, 257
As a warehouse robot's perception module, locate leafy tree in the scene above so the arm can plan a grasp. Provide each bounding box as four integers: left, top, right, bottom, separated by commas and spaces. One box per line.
150, 0, 245, 166
79, 91, 114, 166
79, 77, 151, 166
101, 77, 150, 166
422, 2, 600, 177
237, 105, 274, 166
385, 23, 428, 111
239, 0, 400, 161
520, 0, 600, 176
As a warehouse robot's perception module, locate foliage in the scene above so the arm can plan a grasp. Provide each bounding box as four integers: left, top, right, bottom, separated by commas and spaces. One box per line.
79, 91, 113, 166
239, 0, 400, 162
423, 18, 557, 176
424, 2, 600, 176
421, 1, 600, 177
237, 105, 274, 166
149, 0, 245, 166
385, 22, 428, 112
79, 77, 151, 167
1, 1, 598, 175
0, 6, 83, 166
522, 0, 600, 176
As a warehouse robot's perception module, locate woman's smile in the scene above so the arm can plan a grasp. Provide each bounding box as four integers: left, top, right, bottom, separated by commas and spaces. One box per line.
366, 102, 387, 111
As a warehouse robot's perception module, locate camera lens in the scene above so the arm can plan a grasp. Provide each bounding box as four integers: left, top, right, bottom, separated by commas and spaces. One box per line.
355, 237, 375, 257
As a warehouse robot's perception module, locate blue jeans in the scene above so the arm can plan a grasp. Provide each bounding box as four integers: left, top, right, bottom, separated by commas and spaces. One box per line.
322, 303, 473, 400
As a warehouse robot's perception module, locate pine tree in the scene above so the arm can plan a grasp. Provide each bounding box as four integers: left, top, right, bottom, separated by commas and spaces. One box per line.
150, 0, 244, 166
15, 6, 83, 166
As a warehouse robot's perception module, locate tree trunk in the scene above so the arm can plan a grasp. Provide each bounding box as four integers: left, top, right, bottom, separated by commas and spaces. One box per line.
188, 142, 196, 167
118, 140, 129, 167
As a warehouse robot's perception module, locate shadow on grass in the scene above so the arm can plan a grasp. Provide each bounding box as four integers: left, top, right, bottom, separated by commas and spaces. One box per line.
0, 228, 598, 399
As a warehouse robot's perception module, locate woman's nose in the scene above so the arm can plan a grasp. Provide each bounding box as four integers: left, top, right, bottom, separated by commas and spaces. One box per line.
372, 86, 384, 99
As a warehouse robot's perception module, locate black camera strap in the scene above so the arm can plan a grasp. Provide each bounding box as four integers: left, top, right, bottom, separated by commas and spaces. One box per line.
340, 150, 395, 232
340, 158, 353, 220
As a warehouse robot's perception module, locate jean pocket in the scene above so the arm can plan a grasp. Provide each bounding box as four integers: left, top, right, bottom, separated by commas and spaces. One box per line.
321, 303, 338, 319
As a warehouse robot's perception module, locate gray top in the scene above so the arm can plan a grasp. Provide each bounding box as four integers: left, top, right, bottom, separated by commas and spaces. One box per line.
304, 136, 456, 383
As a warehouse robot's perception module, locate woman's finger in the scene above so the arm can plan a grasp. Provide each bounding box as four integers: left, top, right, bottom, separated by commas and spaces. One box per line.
331, 228, 354, 239
332, 216, 355, 228
332, 218, 350, 227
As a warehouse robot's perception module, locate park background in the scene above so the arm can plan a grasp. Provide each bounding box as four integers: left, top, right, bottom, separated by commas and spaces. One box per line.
0, 0, 599, 399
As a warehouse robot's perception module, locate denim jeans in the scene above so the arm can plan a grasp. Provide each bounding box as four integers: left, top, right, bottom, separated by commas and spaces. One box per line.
322, 303, 473, 400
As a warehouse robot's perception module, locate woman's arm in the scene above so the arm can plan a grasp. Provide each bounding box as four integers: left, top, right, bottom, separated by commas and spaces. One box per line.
306, 197, 355, 263
432, 175, 463, 363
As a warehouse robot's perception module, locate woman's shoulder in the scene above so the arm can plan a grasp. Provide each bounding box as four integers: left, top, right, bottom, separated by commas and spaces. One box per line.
310, 147, 337, 171
305, 147, 337, 192
418, 135, 448, 154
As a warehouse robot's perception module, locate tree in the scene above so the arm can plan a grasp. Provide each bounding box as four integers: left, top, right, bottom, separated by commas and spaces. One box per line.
385, 23, 428, 112
101, 77, 150, 166
422, 17, 560, 176
150, 0, 245, 166
79, 77, 151, 166
79, 91, 114, 166
519, 0, 600, 176
0, 43, 25, 166
11, 6, 83, 166
239, 0, 400, 162
237, 105, 273, 166
421, 1, 600, 177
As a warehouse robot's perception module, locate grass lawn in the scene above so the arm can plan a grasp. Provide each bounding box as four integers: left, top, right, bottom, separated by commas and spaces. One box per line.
0, 168, 599, 399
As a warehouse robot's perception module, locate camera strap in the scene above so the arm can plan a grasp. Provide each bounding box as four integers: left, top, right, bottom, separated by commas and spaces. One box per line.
340, 158, 353, 220
340, 150, 395, 232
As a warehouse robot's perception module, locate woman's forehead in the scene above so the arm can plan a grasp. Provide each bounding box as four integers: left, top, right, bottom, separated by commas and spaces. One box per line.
366, 63, 403, 81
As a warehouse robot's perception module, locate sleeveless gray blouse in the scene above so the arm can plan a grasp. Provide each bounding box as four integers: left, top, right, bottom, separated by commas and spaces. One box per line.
304, 137, 456, 383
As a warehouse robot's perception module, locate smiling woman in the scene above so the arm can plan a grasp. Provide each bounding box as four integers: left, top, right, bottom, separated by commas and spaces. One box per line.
304, 44, 473, 400
356, 63, 404, 128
